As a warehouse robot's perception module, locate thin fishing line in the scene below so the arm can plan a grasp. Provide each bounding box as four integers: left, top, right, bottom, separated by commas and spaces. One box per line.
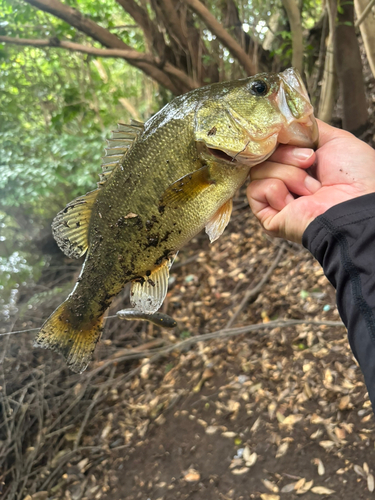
0, 314, 119, 337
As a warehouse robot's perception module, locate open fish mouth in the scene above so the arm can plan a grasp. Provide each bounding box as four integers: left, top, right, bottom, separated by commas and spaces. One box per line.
277, 68, 319, 149
207, 147, 240, 163
206, 132, 280, 168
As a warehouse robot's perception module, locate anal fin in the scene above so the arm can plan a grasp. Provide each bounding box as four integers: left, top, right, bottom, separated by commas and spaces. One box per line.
205, 198, 233, 243
130, 258, 173, 314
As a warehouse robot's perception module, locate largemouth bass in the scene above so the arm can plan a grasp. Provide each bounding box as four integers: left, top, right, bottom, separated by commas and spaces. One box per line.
36, 68, 318, 373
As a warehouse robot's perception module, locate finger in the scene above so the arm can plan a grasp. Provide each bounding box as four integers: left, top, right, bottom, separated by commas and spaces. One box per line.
268, 145, 315, 168
250, 162, 321, 195
247, 178, 294, 217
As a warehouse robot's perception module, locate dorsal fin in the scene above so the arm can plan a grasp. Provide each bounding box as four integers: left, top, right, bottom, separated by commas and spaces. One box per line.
98, 120, 144, 188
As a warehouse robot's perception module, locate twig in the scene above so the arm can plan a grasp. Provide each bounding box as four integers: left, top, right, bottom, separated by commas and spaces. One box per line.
74, 367, 115, 450
39, 447, 105, 491
355, 0, 375, 26
91, 318, 345, 382
226, 243, 286, 328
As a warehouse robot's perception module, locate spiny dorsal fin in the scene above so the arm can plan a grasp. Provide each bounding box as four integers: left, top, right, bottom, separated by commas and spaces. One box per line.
98, 120, 144, 188
52, 189, 99, 259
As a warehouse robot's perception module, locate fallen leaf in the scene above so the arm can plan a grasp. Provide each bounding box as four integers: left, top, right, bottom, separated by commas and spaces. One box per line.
184, 469, 200, 482
222, 431, 237, 438
281, 482, 297, 493
275, 441, 289, 458
313, 458, 325, 476
231, 467, 249, 475
354, 464, 366, 478
294, 478, 305, 490
262, 479, 279, 493
297, 479, 313, 494
245, 452, 258, 467
334, 427, 346, 441
260, 495, 279, 500
368, 474, 374, 492
338, 395, 350, 410
280, 414, 302, 427
311, 486, 335, 494
319, 440, 335, 449
243, 445, 251, 462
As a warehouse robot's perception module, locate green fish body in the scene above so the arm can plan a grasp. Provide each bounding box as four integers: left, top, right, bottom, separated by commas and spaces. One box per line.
36, 68, 318, 372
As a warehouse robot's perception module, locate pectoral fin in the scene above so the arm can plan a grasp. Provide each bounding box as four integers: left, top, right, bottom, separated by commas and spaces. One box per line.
131, 258, 173, 314
205, 198, 233, 242
160, 165, 214, 209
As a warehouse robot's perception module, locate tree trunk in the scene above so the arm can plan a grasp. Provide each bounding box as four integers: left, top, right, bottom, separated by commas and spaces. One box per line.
281, 0, 303, 73
335, 0, 368, 134
354, 0, 375, 78
318, 0, 337, 124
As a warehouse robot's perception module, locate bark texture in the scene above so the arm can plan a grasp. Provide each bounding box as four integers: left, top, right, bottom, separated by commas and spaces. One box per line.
335, 0, 368, 134
281, 0, 303, 73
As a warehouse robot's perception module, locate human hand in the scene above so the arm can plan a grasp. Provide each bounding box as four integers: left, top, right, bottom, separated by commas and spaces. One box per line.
247, 119, 375, 243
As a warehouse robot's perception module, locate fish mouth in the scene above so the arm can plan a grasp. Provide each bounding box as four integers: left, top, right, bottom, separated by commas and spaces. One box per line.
278, 114, 319, 149
277, 69, 319, 149
206, 132, 280, 168
207, 147, 238, 163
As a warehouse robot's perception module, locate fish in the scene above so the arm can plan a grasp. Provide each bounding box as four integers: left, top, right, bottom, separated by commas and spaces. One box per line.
35, 67, 318, 373
116, 309, 177, 328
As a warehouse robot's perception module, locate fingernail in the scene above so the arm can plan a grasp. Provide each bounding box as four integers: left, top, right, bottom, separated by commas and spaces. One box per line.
293, 148, 314, 160
285, 193, 294, 205
304, 175, 321, 193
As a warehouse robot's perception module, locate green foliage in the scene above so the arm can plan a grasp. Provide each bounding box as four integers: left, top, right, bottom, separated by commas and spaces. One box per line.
0, 0, 161, 314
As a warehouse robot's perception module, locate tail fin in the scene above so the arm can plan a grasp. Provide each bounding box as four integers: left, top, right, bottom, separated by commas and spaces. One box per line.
34, 299, 104, 373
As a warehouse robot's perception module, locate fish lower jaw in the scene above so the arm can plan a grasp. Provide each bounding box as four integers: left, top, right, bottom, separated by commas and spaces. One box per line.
278, 116, 319, 149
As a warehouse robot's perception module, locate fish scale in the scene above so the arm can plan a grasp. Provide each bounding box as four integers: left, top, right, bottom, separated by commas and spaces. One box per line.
35, 68, 318, 373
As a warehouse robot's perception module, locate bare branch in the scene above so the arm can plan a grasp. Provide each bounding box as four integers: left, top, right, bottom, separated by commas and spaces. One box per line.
155, 0, 189, 50
23, 0, 180, 93
25, 0, 136, 49
0, 36, 199, 91
182, 0, 256, 75
115, 0, 167, 56
355, 0, 375, 26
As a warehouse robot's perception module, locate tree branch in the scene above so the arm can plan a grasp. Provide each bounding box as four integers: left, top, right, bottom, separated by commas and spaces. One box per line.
23, 0, 180, 93
155, 0, 190, 50
115, 0, 167, 56
355, 0, 375, 27
182, 0, 256, 75
0, 36, 199, 91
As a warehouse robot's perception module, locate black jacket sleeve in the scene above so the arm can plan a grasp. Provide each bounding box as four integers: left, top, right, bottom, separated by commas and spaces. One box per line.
302, 193, 375, 409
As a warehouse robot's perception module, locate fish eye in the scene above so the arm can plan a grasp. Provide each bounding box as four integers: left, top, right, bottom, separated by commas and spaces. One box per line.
249, 79, 269, 96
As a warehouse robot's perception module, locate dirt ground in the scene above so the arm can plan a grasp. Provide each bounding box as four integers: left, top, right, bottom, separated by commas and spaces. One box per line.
2, 191, 375, 500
